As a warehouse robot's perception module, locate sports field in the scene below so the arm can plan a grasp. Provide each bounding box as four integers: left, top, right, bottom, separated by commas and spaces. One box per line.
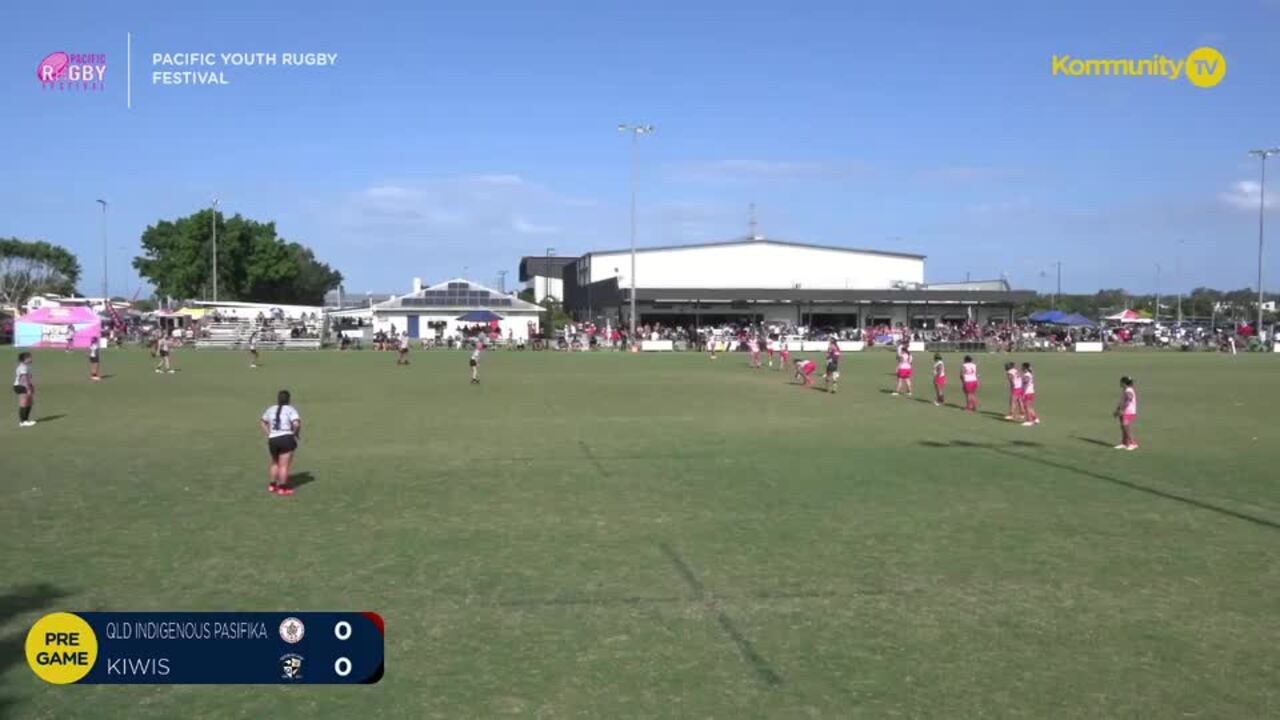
1, 347, 1277, 718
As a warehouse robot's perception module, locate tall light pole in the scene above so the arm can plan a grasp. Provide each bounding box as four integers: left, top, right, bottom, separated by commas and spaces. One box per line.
1154, 263, 1161, 324
1176, 239, 1184, 323
1248, 148, 1279, 333
618, 123, 654, 339
96, 199, 108, 305
545, 248, 555, 338
211, 197, 220, 301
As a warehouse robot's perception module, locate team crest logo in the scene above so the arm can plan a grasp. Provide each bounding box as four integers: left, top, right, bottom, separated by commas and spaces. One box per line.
279, 617, 305, 644
280, 653, 304, 680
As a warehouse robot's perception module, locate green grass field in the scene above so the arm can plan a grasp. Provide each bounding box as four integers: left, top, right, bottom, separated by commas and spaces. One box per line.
1, 346, 1278, 719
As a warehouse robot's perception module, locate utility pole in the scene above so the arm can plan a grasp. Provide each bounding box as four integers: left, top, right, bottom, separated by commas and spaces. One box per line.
96, 199, 108, 305
1248, 148, 1279, 333
211, 198, 220, 302
618, 123, 655, 339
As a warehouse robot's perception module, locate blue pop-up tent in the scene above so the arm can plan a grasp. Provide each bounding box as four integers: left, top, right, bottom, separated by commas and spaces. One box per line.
456, 310, 504, 322
1028, 310, 1069, 324
1061, 313, 1094, 326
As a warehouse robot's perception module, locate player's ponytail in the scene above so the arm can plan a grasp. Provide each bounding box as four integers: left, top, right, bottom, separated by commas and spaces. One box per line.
275, 389, 291, 430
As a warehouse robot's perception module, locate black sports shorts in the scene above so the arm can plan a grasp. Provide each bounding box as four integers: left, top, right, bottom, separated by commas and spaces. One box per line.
268, 435, 298, 458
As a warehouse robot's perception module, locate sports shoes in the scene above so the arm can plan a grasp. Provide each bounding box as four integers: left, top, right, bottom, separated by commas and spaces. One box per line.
268, 483, 279, 494
891, 391, 900, 396
167, 369, 175, 374
1125, 444, 1139, 451
20, 421, 36, 427
276, 486, 295, 496
1113, 444, 1128, 450
1021, 421, 1034, 427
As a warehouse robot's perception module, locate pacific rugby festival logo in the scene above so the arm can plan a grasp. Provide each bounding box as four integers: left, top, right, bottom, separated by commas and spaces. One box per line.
1052, 46, 1226, 88
37, 51, 108, 91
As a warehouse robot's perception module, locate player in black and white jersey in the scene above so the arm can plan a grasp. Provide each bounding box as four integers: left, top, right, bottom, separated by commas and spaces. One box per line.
89, 336, 102, 381
397, 333, 410, 365
260, 389, 302, 496
248, 332, 260, 368
13, 352, 35, 427
469, 342, 483, 384
154, 334, 174, 374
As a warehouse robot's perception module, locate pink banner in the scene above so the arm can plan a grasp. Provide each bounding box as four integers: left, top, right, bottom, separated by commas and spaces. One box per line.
14, 305, 102, 348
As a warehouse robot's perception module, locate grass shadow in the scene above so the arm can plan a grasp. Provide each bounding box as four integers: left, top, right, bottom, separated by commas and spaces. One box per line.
988, 446, 1280, 531
287, 471, 317, 490
0, 583, 72, 720
1073, 436, 1113, 448
34, 414, 66, 423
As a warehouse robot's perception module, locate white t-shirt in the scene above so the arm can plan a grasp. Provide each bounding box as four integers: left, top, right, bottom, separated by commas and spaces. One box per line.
89, 339, 100, 359
14, 361, 31, 387
471, 346, 482, 362
399, 336, 409, 351
962, 362, 978, 383
262, 404, 301, 438
1023, 371, 1035, 395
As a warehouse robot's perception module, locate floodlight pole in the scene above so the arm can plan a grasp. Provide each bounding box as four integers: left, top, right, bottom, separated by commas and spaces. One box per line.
619, 123, 654, 340
96, 199, 108, 305
1154, 263, 1161, 324
211, 197, 220, 302
1248, 148, 1279, 334
1176, 240, 1184, 324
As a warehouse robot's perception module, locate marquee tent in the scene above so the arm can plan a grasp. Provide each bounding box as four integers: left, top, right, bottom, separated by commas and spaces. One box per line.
1104, 309, 1153, 324
14, 305, 102, 348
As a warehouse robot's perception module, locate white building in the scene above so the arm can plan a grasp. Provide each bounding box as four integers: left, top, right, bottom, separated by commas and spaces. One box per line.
518, 256, 575, 302
573, 237, 924, 290
549, 236, 1032, 329
24, 294, 131, 314
370, 278, 543, 340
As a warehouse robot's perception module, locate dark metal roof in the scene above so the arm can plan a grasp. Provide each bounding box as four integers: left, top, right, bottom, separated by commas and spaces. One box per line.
626, 287, 1034, 304
518, 256, 580, 281
583, 236, 925, 261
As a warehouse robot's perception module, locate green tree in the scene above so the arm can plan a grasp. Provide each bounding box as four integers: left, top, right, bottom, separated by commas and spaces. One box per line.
133, 210, 342, 305
0, 237, 82, 307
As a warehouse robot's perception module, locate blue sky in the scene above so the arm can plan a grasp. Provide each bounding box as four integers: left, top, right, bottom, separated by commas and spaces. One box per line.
2, 0, 1278, 297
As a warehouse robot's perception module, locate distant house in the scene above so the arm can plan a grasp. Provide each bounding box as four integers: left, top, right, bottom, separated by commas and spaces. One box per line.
369, 277, 544, 340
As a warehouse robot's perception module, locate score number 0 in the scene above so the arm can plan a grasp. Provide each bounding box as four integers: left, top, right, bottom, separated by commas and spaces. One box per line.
334, 621, 352, 677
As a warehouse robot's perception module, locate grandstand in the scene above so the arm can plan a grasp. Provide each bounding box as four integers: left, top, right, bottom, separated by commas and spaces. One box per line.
184, 300, 325, 350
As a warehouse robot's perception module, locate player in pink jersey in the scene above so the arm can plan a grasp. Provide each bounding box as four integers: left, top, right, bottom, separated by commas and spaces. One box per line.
892, 343, 914, 396
1020, 362, 1040, 426
794, 358, 818, 386
779, 340, 791, 370
766, 335, 777, 368
1113, 376, 1139, 450
1004, 361, 1024, 421
961, 355, 979, 412
931, 353, 946, 406
748, 336, 761, 369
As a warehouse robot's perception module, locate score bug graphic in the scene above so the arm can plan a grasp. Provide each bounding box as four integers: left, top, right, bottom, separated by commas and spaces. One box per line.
27, 612, 384, 684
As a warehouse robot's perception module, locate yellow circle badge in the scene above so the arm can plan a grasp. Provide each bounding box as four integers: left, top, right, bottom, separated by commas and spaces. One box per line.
26, 612, 98, 684
1185, 46, 1226, 88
